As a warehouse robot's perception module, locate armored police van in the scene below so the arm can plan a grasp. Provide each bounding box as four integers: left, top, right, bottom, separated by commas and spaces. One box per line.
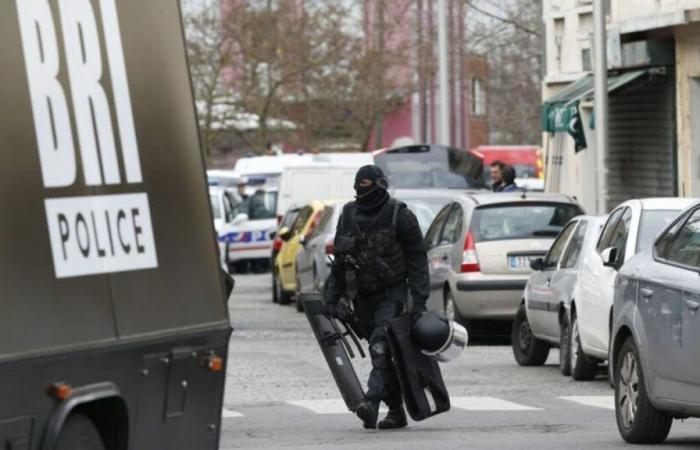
0, 1, 232, 449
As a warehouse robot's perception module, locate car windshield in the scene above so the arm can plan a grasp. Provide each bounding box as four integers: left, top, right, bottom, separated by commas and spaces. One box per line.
400, 197, 451, 235
210, 194, 221, 219
637, 209, 682, 252
471, 202, 582, 242
375, 146, 485, 189
281, 209, 300, 229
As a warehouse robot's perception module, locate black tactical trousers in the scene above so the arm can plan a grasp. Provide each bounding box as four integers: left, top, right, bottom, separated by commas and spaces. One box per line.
363, 283, 406, 408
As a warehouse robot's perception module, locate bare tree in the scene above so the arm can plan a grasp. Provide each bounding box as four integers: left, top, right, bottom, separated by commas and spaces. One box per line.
464, 0, 544, 145
183, 1, 240, 157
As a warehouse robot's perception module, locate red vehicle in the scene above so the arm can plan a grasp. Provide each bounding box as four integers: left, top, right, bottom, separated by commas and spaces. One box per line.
472, 145, 544, 191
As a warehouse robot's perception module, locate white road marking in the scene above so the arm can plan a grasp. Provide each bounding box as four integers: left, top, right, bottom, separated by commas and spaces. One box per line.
287, 399, 387, 414
221, 408, 244, 418
450, 396, 543, 411
560, 396, 615, 410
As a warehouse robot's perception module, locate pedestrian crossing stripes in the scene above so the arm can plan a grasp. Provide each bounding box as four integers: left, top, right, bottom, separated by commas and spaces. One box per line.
221, 395, 616, 419
450, 396, 543, 411
286, 399, 388, 415
222, 407, 244, 418
559, 396, 615, 410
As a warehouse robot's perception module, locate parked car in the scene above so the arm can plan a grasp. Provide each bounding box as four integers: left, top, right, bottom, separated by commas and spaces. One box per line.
610, 201, 700, 444
374, 144, 486, 189
572, 198, 697, 380
424, 192, 583, 331
274, 200, 328, 305
393, 188, 463, 235
209, 185, 241, 273
295, 200, 347, 309
272, 207, 302, 303
512, 215, 605, 372
221, 187, 278, 273
474, 145, 544, 191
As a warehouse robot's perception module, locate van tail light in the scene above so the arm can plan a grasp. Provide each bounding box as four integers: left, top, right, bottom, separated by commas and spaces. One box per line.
273, 237, 283, 252
325, 239, 334, 255
536, 149, 544, 179
460, 231, 481, 273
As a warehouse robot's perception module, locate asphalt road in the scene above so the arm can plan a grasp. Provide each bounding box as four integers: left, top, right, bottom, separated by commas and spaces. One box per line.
220, 274, 700, 449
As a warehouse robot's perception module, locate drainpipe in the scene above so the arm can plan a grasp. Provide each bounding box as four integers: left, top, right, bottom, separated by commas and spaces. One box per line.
593, 0, 609, 214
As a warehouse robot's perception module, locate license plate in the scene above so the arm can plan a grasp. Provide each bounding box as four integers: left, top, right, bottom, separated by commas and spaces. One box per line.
509, 256, 531, 269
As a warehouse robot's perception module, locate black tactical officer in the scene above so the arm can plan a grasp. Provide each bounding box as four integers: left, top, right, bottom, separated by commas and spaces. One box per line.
325, 165, 430, 430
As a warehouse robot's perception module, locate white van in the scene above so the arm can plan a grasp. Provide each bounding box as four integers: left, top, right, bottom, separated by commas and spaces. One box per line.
277, 155, 372, 216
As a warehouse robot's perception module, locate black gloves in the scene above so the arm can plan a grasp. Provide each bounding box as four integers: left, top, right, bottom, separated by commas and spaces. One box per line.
325, 302, 338, 319
411, 303, 427, 321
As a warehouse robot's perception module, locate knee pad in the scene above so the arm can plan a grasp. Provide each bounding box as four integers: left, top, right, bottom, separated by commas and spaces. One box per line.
370, 341, 390, 369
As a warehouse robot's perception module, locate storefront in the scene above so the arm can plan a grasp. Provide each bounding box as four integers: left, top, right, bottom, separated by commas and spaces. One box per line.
542, 65, 677, 210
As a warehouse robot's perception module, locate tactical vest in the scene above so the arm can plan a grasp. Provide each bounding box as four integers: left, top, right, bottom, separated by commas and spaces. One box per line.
337, 199, 406, 293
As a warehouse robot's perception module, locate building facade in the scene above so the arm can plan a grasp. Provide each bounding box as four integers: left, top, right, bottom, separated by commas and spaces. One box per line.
367, 0, 489, 150
543, 0, 700, 212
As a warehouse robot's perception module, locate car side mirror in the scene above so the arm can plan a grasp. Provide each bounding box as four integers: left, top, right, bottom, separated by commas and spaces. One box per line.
279, 227, 293, 241
232, 213, 248, 226
530, 257, 545, 271
601, 247, 619, 268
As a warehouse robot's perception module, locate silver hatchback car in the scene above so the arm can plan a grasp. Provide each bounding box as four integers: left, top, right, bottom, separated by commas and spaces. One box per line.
425, 192, 584, 330
513, 215, 605, 373
611, 201, 700, 444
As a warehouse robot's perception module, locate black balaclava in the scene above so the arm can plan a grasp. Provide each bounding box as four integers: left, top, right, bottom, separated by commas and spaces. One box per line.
354, 165, 389, 212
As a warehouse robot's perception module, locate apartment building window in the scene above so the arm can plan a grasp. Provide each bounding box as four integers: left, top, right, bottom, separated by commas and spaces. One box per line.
581, 48, 592, 71
472, 78, 486, 117
554, 18, 565, 70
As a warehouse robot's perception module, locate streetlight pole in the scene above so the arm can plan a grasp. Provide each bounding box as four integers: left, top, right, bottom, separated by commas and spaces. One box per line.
437, 0, 450, 145
593, 0, 609, 214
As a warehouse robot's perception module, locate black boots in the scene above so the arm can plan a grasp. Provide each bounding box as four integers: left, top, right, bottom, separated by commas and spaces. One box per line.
355, 399, 379, 429
378, 406, 407, 430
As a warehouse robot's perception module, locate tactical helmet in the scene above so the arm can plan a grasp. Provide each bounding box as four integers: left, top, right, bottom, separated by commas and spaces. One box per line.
412, 312, 468, 362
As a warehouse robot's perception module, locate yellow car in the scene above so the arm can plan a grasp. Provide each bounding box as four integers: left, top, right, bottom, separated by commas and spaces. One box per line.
274, 200, 327, 305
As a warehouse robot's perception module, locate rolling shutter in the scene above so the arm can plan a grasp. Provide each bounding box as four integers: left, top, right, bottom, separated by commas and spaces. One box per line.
607, 68, 677, 208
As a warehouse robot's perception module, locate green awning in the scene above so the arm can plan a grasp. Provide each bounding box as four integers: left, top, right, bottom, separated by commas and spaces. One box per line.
542, 70, 649, 152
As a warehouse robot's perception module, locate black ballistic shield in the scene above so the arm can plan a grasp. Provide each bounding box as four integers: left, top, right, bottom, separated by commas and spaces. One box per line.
301, 294, 367, 412
386, 315, 451, 421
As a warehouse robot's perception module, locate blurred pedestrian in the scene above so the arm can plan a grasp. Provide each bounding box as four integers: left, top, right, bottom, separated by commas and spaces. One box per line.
236, 181, 248, 200
500, 165, 518, 192
490, 160, 506, 192
325, 164, 429, 430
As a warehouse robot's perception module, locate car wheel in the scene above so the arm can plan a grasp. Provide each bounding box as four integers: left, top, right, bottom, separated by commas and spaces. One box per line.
615, 337, 672, 444
276, 277, 292, 305
295, 277, 304, 312
511, 304, 550, 366
272, 270, 279, 303
570, 313, 598, 380
55, 414, 106, 450
443, 290, 465, 322
559, 312, 572, 376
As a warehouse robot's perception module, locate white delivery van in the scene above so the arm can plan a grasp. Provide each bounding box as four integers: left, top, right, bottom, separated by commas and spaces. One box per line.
277, 154, 373, 216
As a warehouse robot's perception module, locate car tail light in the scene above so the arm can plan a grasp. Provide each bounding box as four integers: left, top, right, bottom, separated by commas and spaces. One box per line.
273, 237, 283, 252
461, 231, 480, 273
325, 239, 334, 255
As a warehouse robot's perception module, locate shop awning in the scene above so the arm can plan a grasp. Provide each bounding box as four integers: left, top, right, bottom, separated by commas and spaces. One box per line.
542, 69, 649, 151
